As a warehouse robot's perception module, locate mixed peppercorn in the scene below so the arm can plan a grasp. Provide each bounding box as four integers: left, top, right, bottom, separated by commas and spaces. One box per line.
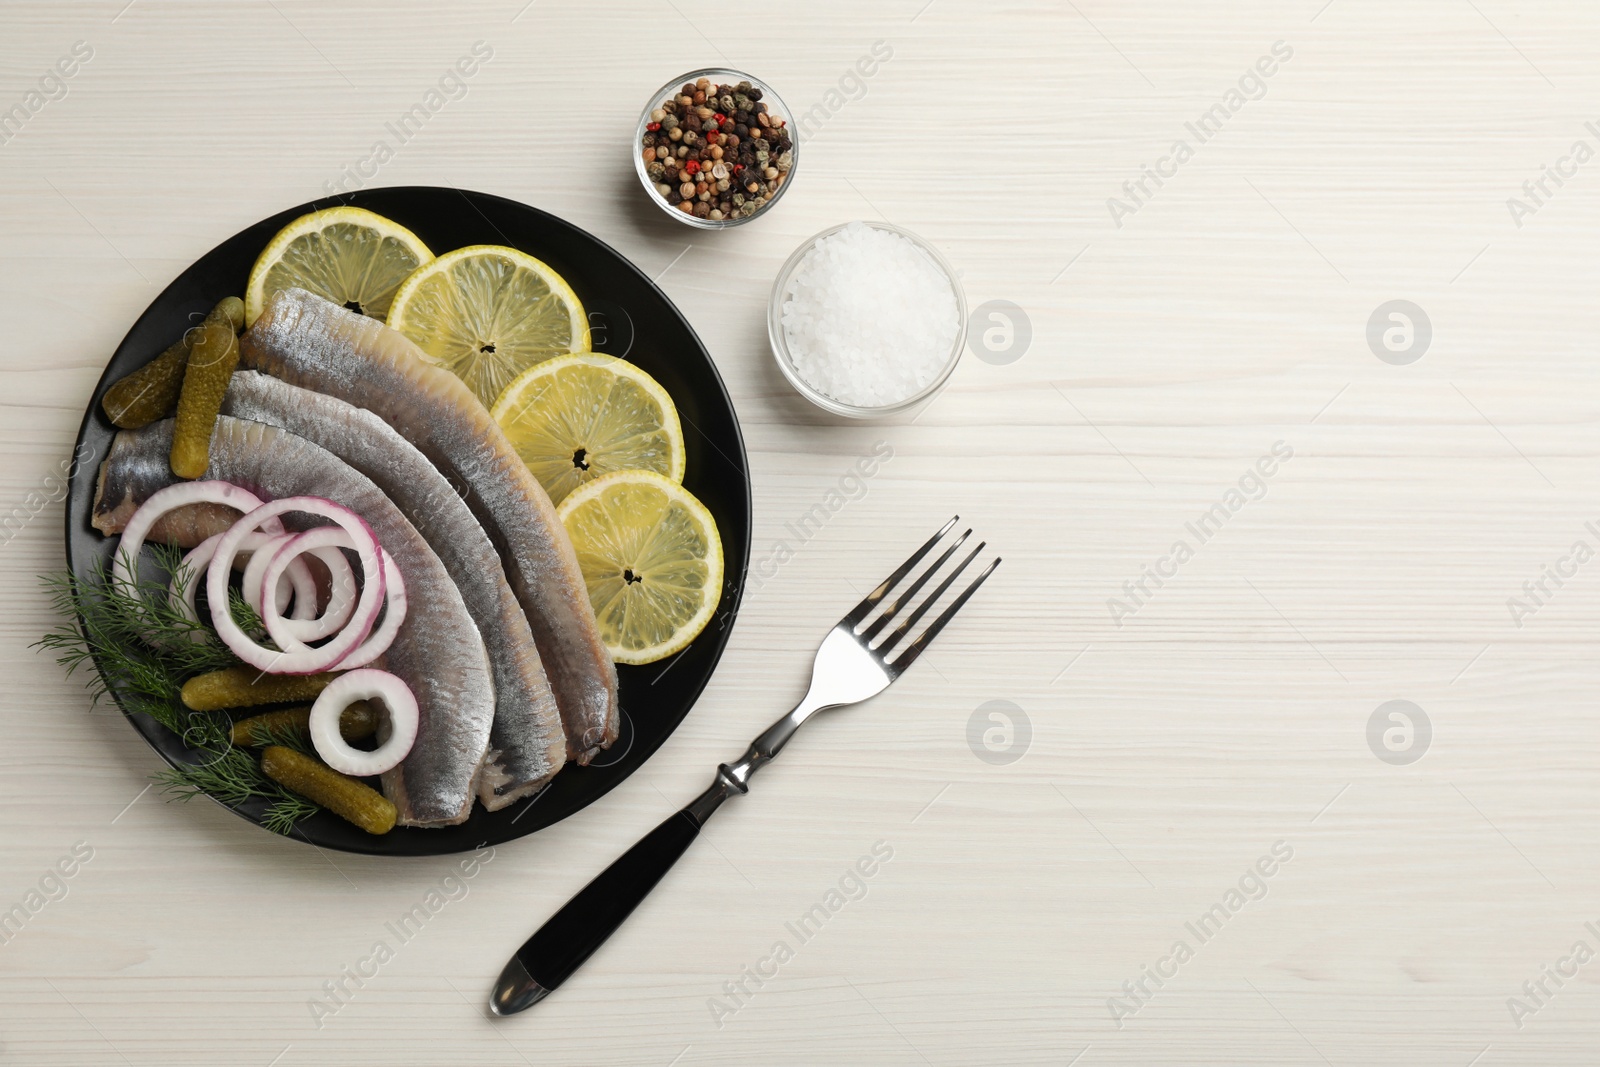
641, 76, 793, 222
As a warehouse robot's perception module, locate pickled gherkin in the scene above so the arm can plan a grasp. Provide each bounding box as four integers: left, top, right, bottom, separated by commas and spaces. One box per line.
261, 746, 396, 834
101, 337, 189, 429
231, 701, 377, 747
100, 297, 244, 430
214, 296, 246, 333
169, 297, 246, 479
181, 666, 340, 711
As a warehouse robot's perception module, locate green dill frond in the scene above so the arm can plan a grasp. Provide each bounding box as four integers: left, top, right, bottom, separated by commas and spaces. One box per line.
249, 719, 317, 758
152, 740, 319, 836
39, 552, 323, 837
154, 745, 261, 806
262, 794, 322, 835
36, 552, 239, 706
228, 587, 266, 640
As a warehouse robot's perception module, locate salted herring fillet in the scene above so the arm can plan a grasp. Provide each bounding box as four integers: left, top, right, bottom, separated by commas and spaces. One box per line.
220, 370, 565, 808
93, 442, 240, 547
93, 417, 495, 827
242, 288, 619, 764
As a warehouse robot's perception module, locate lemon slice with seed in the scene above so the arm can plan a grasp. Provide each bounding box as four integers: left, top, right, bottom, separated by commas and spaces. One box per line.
556, 470, 722, 665
386, 244, 588, 407
491, 353, 685, 506
245, 207, 433, 326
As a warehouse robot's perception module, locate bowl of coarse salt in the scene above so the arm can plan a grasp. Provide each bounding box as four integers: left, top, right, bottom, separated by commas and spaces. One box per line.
768, 221, 966, 418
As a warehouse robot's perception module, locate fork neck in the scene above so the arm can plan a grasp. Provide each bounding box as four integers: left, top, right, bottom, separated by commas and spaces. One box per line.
749, 689, 833, 764
682, 692, 833, 824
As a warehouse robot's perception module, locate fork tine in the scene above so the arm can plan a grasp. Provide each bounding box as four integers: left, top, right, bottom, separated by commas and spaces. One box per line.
843, 516, 959, 627
876, 540, 984, 655
859, 528, 972, 641
885, 556, 1000, 672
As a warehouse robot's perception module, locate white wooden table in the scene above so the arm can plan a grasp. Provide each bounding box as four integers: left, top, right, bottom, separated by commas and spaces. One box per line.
3, 1, 1598, 1063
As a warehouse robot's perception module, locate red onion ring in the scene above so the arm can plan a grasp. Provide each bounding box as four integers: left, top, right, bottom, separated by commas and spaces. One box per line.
207, 496, 385, 675
258, 527, 406, 667
248, 532, 358, 643
239, 534, 300, 622
113, 481, 271, 600
172, 531, 317, 641
324, 549, 404, 669
116, 481, 285, 645
308, 669, 419, 776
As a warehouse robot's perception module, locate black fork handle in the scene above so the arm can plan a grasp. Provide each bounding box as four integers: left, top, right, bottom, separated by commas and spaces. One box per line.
490, 760, 757, 1016
491, 808, 702, 1013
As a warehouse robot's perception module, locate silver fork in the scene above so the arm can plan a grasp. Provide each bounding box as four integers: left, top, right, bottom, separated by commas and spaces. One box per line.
490, 517, 998, 1015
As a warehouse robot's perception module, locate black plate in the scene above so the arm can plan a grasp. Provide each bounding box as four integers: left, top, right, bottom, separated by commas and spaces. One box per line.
65, 186, 750, 856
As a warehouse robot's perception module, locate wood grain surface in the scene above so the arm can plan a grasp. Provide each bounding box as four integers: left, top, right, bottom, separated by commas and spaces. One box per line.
2, 1, 1598, 1064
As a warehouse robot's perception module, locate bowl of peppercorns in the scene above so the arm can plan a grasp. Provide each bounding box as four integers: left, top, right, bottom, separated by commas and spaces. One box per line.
635, 69, 796, 228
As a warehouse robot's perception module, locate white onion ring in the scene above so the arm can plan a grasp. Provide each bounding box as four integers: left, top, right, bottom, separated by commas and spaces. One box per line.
255, 532, 358, 643
172, 531, 317, 641
248, 532, 358, 643
309, 669, 419, 776
207, 496, 385, 675
324, 550, 403, 669
113, 480, 271, 601
239, 534, 299, 623
116, 481, 282, 644
259, 526, 406, 667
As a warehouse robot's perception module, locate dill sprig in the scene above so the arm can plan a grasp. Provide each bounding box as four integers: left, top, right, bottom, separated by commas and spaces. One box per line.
36, 551, 321, 836
249, 718, 318, 758
262, 794, 323, 836
150, 741, 318, 834
37, 545, 247, 698
228, 720, 322, 835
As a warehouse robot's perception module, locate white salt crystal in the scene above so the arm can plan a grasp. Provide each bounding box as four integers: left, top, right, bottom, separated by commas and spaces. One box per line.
780, 222, 960, 408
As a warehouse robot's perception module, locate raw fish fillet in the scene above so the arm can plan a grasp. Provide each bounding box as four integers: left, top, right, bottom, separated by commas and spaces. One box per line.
94, 417, 495, 827
221, 370, 565, 807
242, 288, 618, 763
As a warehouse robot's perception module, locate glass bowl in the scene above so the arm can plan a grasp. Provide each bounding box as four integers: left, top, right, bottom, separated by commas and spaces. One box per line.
634, 69, 797, 230
767, 221, 967, 419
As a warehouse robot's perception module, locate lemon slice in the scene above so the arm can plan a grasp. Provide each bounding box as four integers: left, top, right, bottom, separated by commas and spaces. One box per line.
556, 470, 723, 665
245, 207, 433, 326
491, 353, 685, 506
386, 245, 588, 407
